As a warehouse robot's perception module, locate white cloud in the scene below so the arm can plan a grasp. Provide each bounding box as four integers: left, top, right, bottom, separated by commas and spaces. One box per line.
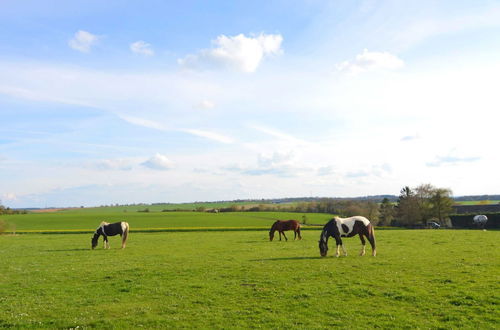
196, 99, 216, 109
392, 6, 500, 51
178, 33, 283, 73
427, 154, 481, 167
2, 192, 17, 201
181, 129, 234, 144
93, 159, 134, 171
236, 151, 311, 177
337, 49, 404, 74
68, 30, 99, 53
141, 153, 174, 170
119, 115, 167, 131
130, 41, 154, 56
258, 151, 296, 168
251, 125, 308, 146
401, 133, 421, 142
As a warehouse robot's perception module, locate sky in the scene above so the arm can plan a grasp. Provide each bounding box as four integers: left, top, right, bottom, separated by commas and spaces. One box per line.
1, 0, 500, 208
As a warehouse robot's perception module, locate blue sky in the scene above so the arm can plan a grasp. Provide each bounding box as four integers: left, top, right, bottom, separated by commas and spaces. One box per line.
1, 0, 500, 207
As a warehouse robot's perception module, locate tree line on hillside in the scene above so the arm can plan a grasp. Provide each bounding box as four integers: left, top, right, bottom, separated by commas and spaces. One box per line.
0, 201, 25, 215
212, 184, 454, 227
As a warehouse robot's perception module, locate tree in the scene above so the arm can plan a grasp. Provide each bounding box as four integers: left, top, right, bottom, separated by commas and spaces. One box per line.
415, 183, 436, 223
379, 198, 394, 226
429, 188, 454, 222
396, 186, 422, 226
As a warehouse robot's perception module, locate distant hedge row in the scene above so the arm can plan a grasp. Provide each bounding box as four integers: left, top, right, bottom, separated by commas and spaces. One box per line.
450, 213, 500, 229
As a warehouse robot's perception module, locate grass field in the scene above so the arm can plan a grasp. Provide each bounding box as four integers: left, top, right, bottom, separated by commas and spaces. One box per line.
1, 212, 499, 329
0, 211, 332, 232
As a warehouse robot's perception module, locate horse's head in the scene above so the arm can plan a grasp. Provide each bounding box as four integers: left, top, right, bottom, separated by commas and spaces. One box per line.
319, 239, 328, 257
269, 221, 278, 241
91, 233, 99, 249
319, 231, 329, 257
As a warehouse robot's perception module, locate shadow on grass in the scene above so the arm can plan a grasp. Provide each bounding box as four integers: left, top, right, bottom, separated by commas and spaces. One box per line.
45, 248, 91, 252
250, 256, 322, 261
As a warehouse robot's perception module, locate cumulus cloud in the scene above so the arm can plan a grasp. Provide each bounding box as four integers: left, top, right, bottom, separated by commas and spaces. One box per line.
337, 49, 404, 74
178, 33, 283, 73
130, 40, 154, 56
141, 153, 174, 170
68, 30, 100, 53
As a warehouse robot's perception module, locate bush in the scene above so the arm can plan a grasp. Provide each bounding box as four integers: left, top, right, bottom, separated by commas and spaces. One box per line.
0, 220, 8, 234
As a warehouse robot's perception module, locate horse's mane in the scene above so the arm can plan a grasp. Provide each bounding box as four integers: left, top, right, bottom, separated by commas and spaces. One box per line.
99, 221, 109, 226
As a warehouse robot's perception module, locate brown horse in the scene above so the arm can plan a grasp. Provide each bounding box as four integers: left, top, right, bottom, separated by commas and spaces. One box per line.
269, 220, 302, 241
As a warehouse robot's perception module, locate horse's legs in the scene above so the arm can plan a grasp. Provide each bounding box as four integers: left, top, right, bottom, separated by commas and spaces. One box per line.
282, 231, 288, 241
359, 234, 366, 256
369, 236, 376, 256
335, 237, 342, 257
120, 234, 126, 249
278, 231, 282, 241
367, 226, 376, 256
103, 236, 109, 249
295, 228, 302, 240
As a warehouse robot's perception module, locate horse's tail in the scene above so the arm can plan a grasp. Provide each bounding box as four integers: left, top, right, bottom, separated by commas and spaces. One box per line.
367, 223, 376, 256
121, 222, 129, 249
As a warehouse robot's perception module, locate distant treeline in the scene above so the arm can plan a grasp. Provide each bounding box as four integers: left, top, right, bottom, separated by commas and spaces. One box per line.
0, 204, 26, 215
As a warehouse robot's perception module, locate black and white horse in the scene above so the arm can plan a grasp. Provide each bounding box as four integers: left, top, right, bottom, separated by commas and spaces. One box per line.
318, 216, 376, 257
91, 221, 129, 249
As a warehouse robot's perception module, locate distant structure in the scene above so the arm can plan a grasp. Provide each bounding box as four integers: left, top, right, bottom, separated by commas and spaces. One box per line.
473, 215, 488, 229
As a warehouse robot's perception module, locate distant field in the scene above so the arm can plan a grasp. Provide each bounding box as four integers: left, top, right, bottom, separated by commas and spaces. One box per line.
0, 211, 332, 231
35, 201, 286, 213
1, 229, 498, 328
454, 200, 500, 206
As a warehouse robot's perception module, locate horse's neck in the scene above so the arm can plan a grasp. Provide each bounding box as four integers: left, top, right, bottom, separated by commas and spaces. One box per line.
321, 229, 330, 242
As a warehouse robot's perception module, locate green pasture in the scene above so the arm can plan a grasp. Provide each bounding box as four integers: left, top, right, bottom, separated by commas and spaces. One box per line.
1, 226, 499, 328
454, 200, 500, 206
0, 211, 331, 232
69, 202, 248, 213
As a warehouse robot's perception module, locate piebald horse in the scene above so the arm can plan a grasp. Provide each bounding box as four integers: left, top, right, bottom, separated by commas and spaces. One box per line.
269, 220, 302, 241
318, 216, 376, 257
91, 221, 129, 249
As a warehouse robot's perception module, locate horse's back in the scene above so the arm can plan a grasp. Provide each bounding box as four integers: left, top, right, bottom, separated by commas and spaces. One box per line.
336, 216, 370, 226
275, 219, 300, 230
285, 219, 300, 229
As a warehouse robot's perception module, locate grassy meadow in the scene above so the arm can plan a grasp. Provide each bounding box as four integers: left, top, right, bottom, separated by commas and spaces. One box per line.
0, 210, 499, 328
0, 210, 332, 232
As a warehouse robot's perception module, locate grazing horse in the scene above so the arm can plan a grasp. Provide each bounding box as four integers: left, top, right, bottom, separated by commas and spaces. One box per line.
269, 220, 302, 241
318, 216, 376, 257
91, 221, 129, 249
